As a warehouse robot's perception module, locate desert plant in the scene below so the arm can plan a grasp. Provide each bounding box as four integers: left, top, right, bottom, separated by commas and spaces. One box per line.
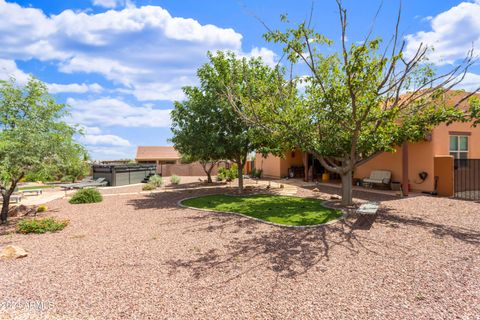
217, 166, 238, 182
37, 205, 47, 213
148, 175, 163, 188
217, 167, 227, 181
142, 183, 156, 191
250, 168, 263, 179
227, 164, 239, 181
69, 189, 103, 204
170, 175, 181, 185
17, 217, 69, 234
60, 175, 74, 183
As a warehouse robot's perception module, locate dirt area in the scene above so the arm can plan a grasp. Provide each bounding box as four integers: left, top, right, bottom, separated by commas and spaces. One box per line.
0, 182, 479, 319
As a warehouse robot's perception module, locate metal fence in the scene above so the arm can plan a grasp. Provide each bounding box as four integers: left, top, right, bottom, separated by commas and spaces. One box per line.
454, 159, 480, 201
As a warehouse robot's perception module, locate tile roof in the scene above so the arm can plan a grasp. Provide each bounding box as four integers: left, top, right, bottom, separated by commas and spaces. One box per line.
135, 146, 181, 160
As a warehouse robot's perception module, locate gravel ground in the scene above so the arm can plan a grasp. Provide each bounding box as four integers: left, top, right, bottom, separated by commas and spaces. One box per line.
0, 183, 479, 319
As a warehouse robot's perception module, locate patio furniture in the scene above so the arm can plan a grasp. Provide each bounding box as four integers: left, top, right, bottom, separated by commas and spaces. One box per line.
60, 178, 107, 190
357, 202, 380, 215
0, 194, 22, 203
363, 170, 392, 189
78, 178, 108, 188
22, 189, 43, 196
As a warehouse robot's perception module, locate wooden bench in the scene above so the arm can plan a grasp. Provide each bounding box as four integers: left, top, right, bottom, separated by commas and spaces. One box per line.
22, 189, 43, 196
0, 195, 22, 203
363, 170, 392, 189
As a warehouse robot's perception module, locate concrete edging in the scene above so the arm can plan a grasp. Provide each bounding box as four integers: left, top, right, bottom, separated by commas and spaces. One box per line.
177, 193, 349, 229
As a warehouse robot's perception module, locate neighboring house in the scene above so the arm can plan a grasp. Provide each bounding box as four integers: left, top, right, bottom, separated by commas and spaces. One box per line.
256, 91, 480, 198
135, 146, 182, 165
135, 146, 223, 177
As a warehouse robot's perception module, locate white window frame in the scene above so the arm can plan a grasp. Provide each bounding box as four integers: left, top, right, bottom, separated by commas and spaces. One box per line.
449, 135, 469, 160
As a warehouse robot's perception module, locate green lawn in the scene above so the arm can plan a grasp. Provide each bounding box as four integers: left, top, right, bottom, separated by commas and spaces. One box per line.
18, 185, 54, 191
181, 194, 342, 226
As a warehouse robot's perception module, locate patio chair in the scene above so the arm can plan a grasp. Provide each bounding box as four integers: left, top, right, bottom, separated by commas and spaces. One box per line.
363, 170, 392, 188
60, 178, 107, 190
75, 177, 108, 189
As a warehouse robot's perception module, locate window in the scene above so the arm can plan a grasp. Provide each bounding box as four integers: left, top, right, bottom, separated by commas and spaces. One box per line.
449, 135, 468, 159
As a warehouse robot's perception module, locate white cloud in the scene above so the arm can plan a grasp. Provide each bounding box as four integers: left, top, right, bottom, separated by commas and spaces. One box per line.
92, 0, 121, 8
247, 47, 277, 67
48, 82, 103, 94
0, 1, 276, 101
454, 72, 480, 92
82, 134, 131, 146
80, 126, 103, 135
92, 0, 134, 9
405, 1, 480, 65
87, 145, 135, 160
67, 97, 172, 127
0, 59, 30, 84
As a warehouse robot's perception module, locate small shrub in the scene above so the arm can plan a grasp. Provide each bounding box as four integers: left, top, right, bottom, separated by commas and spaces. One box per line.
60, 175, 74, 183
142, 183, 156, 191
69, 189, 103, 204
218, 166, 239, 182
37, 205, 47, 213
227, 164, 239, 181
17, 217, 69, 234
170, 175, 181, 185
217, 167, 228, 181
250, 168, 263, 179
148, 175, 163, 187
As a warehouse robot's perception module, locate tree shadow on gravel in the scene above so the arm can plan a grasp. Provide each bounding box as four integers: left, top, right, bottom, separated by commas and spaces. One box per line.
166, 207, 480, 281
166, 218, 374, 280
125, 188, 227, 211
126, 187, 479, 280
376, 209, 480, 245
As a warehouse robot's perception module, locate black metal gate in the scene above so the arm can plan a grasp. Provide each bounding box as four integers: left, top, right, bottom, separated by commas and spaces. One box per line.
454, 159, 480, 201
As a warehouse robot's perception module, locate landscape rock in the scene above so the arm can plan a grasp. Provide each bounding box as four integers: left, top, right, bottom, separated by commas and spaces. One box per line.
0, 245, 28, 259
312, 188, 320, 192
8, 205, 37, 217
8, 205, 28, 217
330, 195, 341, 200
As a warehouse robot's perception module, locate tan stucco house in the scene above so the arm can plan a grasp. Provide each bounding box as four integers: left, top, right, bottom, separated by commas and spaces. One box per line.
255, 91, 480, 198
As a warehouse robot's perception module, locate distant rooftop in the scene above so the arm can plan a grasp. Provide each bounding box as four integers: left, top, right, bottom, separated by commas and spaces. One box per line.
135, 146, 181, 161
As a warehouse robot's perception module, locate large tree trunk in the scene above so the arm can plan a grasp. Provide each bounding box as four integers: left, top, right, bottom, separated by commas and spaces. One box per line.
0, 195, 10, 224
200, 161, 214, 183
340, 169, 353, 206
1, 178, 20, 224
206, 169, 213, 183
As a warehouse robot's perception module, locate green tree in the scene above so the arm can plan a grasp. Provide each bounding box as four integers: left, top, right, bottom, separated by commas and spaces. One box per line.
173, 51, 283, 191
170, 87, 224, 183
55, 141, 90, 182
0, 77, 86, 223
469, 96, 480, 126
236, 1, 478, 205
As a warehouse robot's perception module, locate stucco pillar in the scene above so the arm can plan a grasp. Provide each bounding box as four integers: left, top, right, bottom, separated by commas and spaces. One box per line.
402, 142, 409, 196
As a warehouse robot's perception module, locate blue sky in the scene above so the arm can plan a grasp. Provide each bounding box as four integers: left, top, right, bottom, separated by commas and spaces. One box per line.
1, 0, 479, 159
